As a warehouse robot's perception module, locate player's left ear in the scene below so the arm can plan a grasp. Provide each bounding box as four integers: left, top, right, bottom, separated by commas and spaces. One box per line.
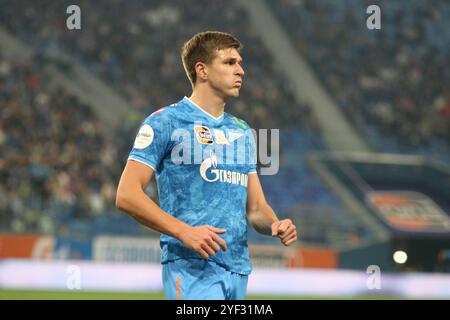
195, 62, 208, 81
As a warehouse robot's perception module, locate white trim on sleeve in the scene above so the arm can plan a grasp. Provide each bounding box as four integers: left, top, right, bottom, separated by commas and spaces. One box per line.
128, 156, 157, 171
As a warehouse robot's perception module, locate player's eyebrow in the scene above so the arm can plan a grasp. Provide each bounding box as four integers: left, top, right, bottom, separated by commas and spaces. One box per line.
224, 57, 243, 64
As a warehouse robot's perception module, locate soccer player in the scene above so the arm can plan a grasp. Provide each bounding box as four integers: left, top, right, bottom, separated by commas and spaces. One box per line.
116, 31, 297, 300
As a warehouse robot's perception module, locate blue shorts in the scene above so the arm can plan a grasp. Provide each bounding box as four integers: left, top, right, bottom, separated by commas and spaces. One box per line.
162, 258, 248, 300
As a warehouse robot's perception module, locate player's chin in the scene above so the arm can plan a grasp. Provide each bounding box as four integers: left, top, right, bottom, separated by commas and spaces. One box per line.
228, 88, 241, 97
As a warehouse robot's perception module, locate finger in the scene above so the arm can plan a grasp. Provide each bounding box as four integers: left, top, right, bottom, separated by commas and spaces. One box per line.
277, 220, 291, 234
206, 237, 220, 253
201, 243, 216, 256
197, 248, 209, 259
271, 221, 281, 236
279, 224, 295, 239
207, 226, 227, 234
283, 230, 297, 242
211, 233, 228, 252
282, 233, 297, 246
283, 237, 297, 246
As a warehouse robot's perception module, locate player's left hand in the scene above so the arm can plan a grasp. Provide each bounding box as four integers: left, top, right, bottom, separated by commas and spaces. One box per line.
271, 219, 297, 246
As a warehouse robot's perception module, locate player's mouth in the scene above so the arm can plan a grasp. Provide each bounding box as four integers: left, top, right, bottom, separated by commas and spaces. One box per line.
234, 80, 242, 87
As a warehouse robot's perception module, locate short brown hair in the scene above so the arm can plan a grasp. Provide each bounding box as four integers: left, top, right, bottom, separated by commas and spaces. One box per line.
181, 31, 242, 87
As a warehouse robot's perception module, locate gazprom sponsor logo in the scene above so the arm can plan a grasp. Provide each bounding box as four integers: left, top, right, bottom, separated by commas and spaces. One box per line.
200, 156, 248, 187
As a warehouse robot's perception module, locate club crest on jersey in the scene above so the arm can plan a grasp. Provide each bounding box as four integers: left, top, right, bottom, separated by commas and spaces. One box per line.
194, 126, 213, 144
213, 129, 229, 145
228, 129, 244, 142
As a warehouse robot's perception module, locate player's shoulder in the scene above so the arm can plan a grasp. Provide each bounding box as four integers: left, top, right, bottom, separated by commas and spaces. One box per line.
225, 112, 252, 130
143, 101, 182, 124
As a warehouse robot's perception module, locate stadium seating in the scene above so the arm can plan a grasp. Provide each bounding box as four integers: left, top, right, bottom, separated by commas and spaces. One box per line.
270, 0, 450, 164
0, 54, 118, 234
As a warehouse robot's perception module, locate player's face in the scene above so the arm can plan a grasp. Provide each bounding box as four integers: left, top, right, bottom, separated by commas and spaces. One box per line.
206, 48, 245, 99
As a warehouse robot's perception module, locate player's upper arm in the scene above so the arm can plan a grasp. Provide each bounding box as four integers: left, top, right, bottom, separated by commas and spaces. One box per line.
116, 159, 154, 209
247, 173, 267, 215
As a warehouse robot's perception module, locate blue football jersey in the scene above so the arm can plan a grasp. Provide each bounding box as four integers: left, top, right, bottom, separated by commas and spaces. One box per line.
128, 97, 257, 275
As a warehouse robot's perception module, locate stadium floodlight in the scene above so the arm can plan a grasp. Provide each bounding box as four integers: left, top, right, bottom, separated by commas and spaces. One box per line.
393, 251, 408, 264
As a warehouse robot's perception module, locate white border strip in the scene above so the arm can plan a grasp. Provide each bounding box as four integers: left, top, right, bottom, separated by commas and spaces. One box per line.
1, 260, 450, 298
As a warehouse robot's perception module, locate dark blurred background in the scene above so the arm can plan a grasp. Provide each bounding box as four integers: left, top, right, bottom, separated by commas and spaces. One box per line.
0, 0, 449, 298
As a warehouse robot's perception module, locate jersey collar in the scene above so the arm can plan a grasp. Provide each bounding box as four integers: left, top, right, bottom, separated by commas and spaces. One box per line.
183, 96, 224, 122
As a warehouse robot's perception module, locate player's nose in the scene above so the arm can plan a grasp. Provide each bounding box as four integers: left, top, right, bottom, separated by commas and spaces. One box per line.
236, 64, 245, 77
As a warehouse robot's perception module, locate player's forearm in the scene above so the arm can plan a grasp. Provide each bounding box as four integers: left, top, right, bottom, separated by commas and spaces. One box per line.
116, 189, 190, 240
247, 203, 279, 236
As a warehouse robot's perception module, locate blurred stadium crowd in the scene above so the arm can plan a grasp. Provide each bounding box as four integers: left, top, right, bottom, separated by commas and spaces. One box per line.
0, 55, 118, 233
0, 0, 314, 129
0, 0, 449, 247
272, 0, 450, 160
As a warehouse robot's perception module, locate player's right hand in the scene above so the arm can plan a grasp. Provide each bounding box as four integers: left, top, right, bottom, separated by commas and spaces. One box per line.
179, 225, 227, 259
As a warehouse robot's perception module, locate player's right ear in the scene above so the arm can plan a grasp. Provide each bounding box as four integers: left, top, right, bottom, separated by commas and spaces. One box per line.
195, 62, 208, 81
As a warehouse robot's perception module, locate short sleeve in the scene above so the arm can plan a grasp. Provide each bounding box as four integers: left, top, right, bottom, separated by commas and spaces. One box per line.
128, 113, 171, 171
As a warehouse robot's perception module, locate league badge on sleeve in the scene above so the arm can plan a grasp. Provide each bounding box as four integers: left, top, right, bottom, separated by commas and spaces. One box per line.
134, 124, 154, 149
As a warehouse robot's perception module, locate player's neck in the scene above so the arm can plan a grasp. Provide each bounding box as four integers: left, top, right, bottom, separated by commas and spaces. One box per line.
189, 89, 225, 119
